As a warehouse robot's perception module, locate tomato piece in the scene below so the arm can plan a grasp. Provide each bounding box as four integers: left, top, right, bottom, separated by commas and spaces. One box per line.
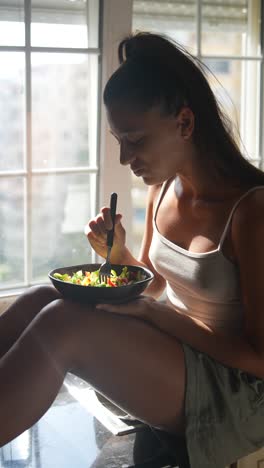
107, 278, 117, 287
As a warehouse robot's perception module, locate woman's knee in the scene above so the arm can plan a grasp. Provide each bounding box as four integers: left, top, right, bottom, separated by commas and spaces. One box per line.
24, 284, 61, 304
29, 299, 75, 361
36, 298, 69, 330
39, 299, 100, 363
35, 299, 90, 346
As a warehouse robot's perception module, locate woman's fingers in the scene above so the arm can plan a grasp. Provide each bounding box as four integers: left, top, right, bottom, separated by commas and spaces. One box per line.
84, 209, 125, 259
86, 212, 123, 237
101, 207, 113, 230
86, 228, 104, 246
95, 214, 107, 236
87, 215, 106, 237
96, 296, 156, 317
86, 209, 122, 235
101, 207, 122, 230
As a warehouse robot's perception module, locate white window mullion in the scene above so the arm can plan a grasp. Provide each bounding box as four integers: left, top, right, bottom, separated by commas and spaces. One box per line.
259, 0, 264, 170
0, 46, 100, 56
196, 0, 202, 59
240, 0, 261, 163
32, 167, 98, 176
24, 0, 32, 287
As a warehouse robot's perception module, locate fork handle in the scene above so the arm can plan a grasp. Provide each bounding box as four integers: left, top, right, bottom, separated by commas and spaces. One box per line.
107, 192, 117, 248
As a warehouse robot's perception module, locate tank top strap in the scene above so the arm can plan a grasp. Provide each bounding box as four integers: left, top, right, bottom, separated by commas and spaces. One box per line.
153, 178, 172, 222
219, 185, 264, 249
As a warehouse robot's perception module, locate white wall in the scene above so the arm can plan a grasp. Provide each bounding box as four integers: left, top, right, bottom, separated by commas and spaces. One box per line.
99, 0, 134, 250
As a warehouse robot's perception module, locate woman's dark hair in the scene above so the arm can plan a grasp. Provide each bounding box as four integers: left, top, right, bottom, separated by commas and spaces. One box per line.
104, 32, 264, 187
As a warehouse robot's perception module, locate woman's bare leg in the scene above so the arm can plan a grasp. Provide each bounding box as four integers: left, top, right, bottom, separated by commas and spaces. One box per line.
0, 285, 60, 357
0, 298, 186, 447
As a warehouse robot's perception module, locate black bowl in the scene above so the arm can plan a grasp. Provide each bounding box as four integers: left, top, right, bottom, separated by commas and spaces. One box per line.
48, 263, 154, 304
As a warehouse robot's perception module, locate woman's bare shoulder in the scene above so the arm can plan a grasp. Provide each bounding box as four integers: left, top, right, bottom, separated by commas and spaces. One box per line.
231, 186, 264, 257
232, 186, 264, 226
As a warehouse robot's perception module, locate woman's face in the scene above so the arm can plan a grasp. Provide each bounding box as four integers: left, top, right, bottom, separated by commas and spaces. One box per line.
106, 102, 190, 185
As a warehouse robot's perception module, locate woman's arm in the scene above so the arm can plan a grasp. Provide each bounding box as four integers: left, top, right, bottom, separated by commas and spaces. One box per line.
148, 301, 264, 377
97, 190, 264, 378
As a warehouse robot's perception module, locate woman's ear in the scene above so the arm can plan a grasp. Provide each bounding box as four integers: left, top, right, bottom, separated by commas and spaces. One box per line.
176, 107, 194, 139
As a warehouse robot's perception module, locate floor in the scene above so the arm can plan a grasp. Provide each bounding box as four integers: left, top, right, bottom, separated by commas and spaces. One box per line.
0, 374, 184, 468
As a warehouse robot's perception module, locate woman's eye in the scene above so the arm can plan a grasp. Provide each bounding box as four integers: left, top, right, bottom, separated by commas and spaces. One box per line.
126, 137, 144, 146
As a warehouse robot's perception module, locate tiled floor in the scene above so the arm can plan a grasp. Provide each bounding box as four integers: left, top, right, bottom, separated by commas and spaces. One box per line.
0, 374, 183, 468
0, 382, 106, 467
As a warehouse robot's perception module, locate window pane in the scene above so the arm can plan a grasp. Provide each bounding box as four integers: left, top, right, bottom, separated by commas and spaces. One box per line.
203, 57, 260, 161
0, 0, 25, 46
0, 177, 25, 289
204, 59, 242, 130
31, 173, 96, 282
201, 0, 261, 57
31, 0, 99, 48
31, 53, 98, 169
204, 58, 255, 160
0, 53, 25, 171
133, 0, 197, 52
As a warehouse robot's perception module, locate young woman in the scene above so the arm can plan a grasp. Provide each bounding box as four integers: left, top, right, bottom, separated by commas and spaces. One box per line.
1, 32, 264, 467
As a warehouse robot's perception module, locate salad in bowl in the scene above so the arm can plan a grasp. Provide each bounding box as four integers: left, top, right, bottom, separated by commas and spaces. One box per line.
49, 263, 153, 303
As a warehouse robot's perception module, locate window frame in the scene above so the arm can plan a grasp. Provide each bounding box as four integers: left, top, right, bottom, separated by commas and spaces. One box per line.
0, 0, 101, 298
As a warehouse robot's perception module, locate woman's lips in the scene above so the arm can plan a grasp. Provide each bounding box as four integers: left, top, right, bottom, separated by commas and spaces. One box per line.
134, 169, 144, 176
131, 165, 144, 176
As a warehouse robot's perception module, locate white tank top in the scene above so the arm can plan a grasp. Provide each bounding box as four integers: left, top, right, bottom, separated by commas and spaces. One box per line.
149, 181, 264, 335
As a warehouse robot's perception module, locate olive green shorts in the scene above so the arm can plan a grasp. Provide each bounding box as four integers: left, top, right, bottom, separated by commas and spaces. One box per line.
182, 343, 264, 468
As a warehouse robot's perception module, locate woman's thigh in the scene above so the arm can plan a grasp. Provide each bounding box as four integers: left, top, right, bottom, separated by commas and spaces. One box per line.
0, 285, 60, 356
57, 299, 186, 434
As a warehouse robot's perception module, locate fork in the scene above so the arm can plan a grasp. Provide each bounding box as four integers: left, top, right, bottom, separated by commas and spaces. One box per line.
99, 192, 118, 284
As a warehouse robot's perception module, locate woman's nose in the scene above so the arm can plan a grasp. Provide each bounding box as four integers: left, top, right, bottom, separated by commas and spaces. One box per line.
119, 142, 135, 166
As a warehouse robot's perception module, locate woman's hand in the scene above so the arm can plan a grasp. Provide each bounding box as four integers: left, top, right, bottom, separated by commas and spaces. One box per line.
84, 207, 126, 262
96, 295, 158, 322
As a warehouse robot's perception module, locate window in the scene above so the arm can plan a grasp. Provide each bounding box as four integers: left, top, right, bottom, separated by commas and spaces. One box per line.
1, 0, 262, 295
131, 0, 263, 257
0, 0, 100, 292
